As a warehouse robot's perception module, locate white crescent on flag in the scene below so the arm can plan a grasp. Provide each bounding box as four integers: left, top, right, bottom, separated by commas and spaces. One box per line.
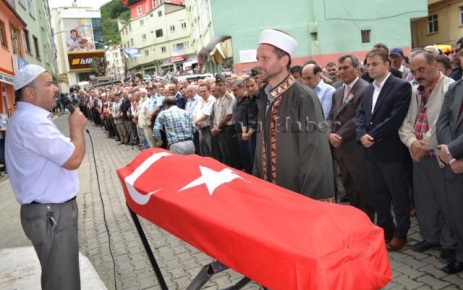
124, 152, 172, 205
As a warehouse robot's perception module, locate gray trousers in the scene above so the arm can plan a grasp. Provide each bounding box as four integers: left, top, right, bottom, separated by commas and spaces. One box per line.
414, 157, 455, 249
20, 199, 80, 290
198, 126, 212, 157
170, 140, 195, 155
115, 121, 128, 142
444, 171, 463, 261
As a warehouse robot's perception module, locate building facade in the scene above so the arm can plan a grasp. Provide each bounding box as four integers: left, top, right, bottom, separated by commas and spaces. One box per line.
14, 0, 55, 80
51, 6, 105, 93
119, 2, 194, 77
186, 0, 428, 73
105, 44, 125, 80
412, 0, 463, 47
0, 0, 26, 115
127, 0, 185, 20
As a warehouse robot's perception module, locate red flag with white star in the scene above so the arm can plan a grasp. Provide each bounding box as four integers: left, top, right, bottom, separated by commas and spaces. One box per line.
117, 149, 391, 290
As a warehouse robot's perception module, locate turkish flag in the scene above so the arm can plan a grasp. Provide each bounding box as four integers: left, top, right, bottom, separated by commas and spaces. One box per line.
117, 149, 391, 290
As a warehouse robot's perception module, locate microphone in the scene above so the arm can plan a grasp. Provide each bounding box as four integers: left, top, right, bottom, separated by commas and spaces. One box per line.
61, 94, 89, 133
62, 94, 75, 113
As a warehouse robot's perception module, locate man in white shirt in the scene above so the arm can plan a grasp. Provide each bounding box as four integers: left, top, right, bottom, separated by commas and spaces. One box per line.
192, 83, 216, 157
6, 64, 87, 290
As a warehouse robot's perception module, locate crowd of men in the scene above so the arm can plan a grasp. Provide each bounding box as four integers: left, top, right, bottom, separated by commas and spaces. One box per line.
62, 35, 463, 274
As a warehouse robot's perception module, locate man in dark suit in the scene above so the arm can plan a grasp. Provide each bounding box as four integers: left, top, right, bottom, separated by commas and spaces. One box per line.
436, 79, 463, 273
328, 55, 374, 221
356, 48, 412, 251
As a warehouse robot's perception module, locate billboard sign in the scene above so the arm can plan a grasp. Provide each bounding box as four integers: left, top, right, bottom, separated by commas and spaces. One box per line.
68, 51, 106, 75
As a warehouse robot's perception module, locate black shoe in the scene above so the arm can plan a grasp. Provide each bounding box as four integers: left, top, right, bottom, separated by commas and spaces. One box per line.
441, 260, 463, 274
340, 196, 349, 203
439, 249, 456, 264
411, 240, 437, 252
118, 142, 124, 145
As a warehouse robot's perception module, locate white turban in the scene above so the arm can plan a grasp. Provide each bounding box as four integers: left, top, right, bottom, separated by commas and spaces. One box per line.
259, 29, 298, 56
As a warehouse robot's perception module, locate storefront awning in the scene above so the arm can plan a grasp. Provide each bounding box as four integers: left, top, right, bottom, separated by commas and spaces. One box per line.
199, 35, 231, 54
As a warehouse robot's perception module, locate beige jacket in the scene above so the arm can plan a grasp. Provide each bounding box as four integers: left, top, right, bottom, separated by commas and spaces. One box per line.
399, 73, 454, 166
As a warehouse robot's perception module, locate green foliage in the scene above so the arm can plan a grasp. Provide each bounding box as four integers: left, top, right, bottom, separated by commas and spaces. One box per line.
100, 0, 130, 44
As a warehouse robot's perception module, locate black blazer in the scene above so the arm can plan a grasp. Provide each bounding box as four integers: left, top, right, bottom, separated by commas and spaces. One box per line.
356, 75, 412, 163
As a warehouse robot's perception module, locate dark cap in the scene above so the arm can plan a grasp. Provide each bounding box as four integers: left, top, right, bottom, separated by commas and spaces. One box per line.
215, 73, 227, 84
251, 67, 259, 77
389, 48, 404, 57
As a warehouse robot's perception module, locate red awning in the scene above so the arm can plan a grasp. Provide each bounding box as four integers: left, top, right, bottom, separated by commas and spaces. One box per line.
170, 55, 185, 62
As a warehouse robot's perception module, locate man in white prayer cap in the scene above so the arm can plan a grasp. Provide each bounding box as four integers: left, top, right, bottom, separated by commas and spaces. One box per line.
5, 64, 87, 290
252, 29, 335, 201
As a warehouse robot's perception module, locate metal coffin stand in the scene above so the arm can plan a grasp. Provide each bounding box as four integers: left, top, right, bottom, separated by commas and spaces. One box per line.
128, 204, 252, 290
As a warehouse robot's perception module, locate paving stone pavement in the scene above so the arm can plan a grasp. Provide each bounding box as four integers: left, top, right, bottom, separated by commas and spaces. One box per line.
1, 114, 463, 290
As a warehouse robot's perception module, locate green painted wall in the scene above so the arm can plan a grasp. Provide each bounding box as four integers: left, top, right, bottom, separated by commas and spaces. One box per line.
314, 0, 428, 54
207, 0, 427, 64
210, 0, 313, 63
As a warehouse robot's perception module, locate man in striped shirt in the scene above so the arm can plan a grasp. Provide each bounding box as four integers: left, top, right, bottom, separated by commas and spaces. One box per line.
153, 96, 196, 155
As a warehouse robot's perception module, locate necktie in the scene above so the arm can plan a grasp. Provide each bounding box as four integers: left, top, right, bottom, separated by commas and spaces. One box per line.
343, 85, 351, 104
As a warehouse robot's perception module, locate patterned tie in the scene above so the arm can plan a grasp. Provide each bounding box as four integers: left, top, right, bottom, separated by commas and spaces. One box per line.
343, 85, 351, 104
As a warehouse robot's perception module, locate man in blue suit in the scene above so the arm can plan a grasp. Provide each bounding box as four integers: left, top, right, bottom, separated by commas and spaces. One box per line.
356, 48, 412, 251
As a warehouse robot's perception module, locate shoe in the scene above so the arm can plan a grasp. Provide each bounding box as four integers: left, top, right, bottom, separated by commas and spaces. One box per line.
387, 237, 407, 251
340, 196, 349, 203
118, 142, 124, 145
439, 249, 456, 264
411, 240, 437, 253
384, 233, 394, 243
441, 260, 463, 274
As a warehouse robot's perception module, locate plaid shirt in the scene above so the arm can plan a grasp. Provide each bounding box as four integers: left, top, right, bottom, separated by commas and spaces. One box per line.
154, 105, 195, 146
414, 84, 437, 158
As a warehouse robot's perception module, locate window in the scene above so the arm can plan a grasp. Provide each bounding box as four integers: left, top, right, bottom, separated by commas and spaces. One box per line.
144, 49, 149, 56
184, 41, 189, 48
121, 30, 124, 36
137, 6, 142, 15
126, 41, 129, 48
19, 0, 26, 7
140, 19, 144, 26
460, 7, 463, 26
169, 25, 175, 32
0, 21, 7, 48
152, 0, 157, 8
161, 46, 166, 53
27, 0, 35, 17
428, 15, 438, 34
155, 29, 163, 37
33, 35, 40, 59
361, 30, 371, 43
130, 38, 133, 46
23, 29, 31, 53
158, 11, 162, 17
181, 22, 187, 29
10, 25, 19, 54
129, 24, 132, 32
142, 34, 146, 40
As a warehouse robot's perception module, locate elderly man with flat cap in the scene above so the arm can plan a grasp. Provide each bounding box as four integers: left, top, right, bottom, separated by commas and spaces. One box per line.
5, 64, 87, 290
253, 29, 335, 201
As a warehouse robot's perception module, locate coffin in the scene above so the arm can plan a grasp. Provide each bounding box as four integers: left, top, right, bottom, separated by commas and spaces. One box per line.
117, 149, 391, 290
